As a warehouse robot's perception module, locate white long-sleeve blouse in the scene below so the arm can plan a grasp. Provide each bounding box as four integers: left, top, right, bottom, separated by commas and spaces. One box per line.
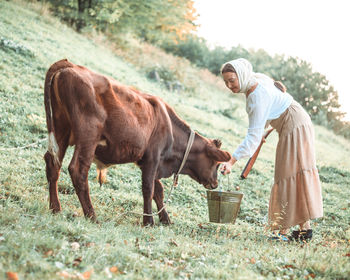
232, 82, 293, 160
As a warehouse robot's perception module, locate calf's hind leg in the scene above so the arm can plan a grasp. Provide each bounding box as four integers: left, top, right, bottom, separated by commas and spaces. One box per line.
68, 140, 99, 221
44, 132, 69, 213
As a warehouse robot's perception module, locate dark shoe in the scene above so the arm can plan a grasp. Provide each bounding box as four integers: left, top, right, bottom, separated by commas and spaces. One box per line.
289, 230, 301, 241
299, 229, 313, 242
289, 229, 313, 242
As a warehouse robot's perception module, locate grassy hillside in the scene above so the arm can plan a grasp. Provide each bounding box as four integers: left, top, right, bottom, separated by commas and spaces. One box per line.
1, 1, 350, 279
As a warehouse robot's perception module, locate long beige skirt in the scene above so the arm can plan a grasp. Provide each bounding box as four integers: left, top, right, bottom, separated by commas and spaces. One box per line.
269, 100, 323, 230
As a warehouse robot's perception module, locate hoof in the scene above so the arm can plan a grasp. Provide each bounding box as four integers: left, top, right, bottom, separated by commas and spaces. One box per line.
50, 206, 62, 214
143, 216, 154, 227
84, 212, 97, 223
87, 215, 99, 224
159, 213, 171, 225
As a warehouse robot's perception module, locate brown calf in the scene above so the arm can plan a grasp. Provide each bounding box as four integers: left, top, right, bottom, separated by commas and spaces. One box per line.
44, 59, 231, 225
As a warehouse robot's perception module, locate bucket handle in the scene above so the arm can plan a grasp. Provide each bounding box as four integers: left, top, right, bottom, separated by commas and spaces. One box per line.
218, 168, 232, 192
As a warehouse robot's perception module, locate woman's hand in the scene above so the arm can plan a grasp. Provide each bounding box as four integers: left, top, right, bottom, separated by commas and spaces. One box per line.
220, 157, 237, 175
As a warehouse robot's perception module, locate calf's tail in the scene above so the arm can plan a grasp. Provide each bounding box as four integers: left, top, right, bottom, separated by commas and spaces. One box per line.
44, 70, 60, 166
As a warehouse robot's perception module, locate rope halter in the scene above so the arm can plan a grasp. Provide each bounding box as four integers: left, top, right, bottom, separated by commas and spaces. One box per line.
173, 129, 195, 186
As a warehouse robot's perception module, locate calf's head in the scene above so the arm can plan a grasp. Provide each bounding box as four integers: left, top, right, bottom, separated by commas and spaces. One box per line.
185, 138, 231, 189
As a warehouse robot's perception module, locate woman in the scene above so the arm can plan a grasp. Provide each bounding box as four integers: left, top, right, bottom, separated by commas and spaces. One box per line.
220, 58, 323, 241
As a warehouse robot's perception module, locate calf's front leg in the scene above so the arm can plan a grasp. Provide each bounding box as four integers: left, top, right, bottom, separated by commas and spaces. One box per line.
141, 164, 158, 226
44, 133, 69, 214
153, 179, 171, 225
141, 180, 155, 226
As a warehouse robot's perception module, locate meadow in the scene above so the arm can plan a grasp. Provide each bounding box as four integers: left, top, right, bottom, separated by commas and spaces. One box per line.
1, 1, 350, 279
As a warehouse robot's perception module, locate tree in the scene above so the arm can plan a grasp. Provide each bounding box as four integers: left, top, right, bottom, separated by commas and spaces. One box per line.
44, 0, 198, 42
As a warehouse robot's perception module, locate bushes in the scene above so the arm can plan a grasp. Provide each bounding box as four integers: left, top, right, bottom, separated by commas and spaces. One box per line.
146, 65, 184, 93
161, 35, 209, 69
0, 37, 34, 58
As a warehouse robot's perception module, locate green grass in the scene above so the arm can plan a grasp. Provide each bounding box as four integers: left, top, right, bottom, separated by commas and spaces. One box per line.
1, 1, 350, 279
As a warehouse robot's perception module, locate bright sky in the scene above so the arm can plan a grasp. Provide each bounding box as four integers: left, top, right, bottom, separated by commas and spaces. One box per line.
194, 0, 350, 121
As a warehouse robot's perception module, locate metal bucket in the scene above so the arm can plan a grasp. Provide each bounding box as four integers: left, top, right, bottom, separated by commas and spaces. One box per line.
207, 190, 243, 224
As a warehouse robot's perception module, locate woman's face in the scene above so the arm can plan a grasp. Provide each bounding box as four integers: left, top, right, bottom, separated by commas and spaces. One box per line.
223, 72, 240, 93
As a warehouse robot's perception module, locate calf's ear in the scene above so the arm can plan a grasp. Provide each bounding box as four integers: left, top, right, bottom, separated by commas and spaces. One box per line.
213, 139, 222, 148
206, 144, 232, 162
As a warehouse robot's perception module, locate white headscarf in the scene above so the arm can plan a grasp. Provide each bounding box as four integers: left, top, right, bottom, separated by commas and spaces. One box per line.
221, 58, 274, 94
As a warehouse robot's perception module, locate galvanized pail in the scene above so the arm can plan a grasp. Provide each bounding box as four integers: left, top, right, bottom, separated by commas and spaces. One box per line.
207, 190, 243, 224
